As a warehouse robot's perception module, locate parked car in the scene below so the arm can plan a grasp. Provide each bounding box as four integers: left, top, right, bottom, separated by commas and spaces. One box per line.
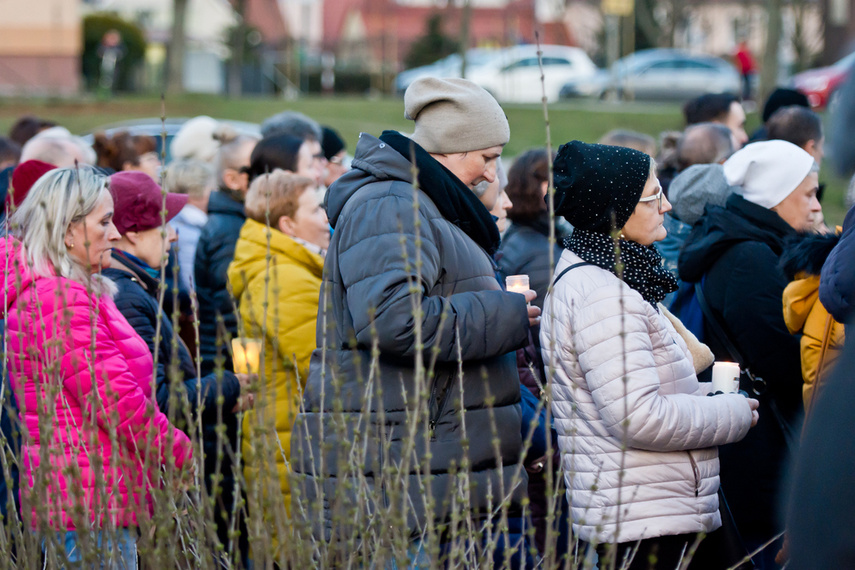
559, 49, 740, 102
466, 45, 598, 103
394, 48, 503, 93
791, 50, 855, 110
79, 118, 261, 163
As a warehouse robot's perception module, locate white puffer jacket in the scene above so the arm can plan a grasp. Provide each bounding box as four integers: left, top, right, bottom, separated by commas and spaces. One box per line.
541, 250, 754, 545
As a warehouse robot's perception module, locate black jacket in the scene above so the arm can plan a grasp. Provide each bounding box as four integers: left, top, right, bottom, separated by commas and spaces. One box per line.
678, 193, 802, 540
104, 250, 242, 489
194, 190, 246, 375
497, 213, 564, 312
291, 134, 530, 544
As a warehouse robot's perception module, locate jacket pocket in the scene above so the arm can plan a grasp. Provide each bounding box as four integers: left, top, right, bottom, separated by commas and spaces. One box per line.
428, 370, 454, 441
687, 451, 700, 497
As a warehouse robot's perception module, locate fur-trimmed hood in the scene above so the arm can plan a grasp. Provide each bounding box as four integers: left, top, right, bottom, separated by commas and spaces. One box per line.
780, 231, 841, 281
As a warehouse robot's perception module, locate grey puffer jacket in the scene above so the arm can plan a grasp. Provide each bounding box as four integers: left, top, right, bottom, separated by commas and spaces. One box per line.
291, 133, 530, 542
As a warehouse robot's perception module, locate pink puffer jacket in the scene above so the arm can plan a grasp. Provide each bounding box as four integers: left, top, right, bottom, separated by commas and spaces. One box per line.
1, 237, 192, 530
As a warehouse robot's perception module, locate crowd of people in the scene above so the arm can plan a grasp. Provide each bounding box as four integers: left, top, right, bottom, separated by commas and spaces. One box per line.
0, 75, 851, 569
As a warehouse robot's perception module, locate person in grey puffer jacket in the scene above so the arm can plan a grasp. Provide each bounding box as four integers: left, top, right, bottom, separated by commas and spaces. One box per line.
291, 78, 538, 559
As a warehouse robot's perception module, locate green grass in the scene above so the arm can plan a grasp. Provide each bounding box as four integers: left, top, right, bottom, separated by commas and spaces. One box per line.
0, 93, 848, 224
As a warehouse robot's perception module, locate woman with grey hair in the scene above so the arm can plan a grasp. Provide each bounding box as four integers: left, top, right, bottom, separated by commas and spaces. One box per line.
2, 166, 193, 566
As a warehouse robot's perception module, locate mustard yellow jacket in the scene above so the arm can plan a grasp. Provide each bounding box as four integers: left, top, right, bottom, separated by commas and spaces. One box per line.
227, 218, 323, 521
782, 275, 845, 408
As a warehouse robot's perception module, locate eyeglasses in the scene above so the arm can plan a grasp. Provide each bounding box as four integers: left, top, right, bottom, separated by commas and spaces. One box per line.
638, 187, 664, 211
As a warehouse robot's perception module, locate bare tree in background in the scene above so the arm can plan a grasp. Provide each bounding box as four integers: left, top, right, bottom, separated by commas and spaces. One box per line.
635, 0, 686, 49
789, 0, 823, 72
228, 0, 247, 97
760, 0, 783, 103
458, 0, 472, 78
166, 0, 188, 94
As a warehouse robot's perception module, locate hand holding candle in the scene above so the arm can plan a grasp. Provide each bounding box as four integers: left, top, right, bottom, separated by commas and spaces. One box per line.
505, 274, 541, 326
505, 274, 530, 295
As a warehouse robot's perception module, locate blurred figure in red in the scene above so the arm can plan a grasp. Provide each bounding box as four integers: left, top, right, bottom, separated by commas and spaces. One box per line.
734, 40, 756, 101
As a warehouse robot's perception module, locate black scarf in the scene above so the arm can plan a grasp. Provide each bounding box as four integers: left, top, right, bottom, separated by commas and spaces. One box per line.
562, 228, 678, 308
380, 131, 501, 255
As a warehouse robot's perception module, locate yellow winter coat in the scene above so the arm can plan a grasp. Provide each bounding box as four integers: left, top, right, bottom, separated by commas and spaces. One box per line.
227, 218, 323, 528
782, 274, 845, 408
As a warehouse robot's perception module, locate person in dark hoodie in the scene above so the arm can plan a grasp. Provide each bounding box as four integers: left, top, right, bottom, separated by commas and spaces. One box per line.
291, 77, 538, 565
678, 139, 821, 568
107, 171, 253, 565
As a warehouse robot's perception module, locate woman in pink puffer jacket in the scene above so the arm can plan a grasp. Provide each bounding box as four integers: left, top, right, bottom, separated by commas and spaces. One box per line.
2, 166, 192, 566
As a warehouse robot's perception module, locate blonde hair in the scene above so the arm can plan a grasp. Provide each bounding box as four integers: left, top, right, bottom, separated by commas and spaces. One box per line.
9, 166, 116, 296
162, 159, 216, 200
213, 126, 259, 185
244, 169, 315, 225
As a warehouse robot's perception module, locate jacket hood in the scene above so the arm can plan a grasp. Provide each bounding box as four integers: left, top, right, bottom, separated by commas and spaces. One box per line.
780, 231, 841, 280
0, 236, 35, 318
678, 194, 795, 283
782, 275, 820, 335
227, 218, 324, 300
207, 189, 246, 218
325, 133, 414, 228
668, 164, 738, 226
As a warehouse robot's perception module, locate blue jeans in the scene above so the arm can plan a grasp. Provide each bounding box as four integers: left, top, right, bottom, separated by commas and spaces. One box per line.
379, 539, 429, 569
44, 529, 138, 569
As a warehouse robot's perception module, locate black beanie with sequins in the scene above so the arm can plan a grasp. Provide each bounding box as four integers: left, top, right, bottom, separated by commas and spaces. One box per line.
552, 140, 651, 234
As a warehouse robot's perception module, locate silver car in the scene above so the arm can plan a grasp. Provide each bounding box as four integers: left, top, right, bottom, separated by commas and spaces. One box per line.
559, 49, 741, 102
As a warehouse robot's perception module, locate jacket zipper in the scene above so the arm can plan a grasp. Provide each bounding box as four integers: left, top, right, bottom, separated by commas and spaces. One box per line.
687, 451, 700, 497
428, 371, 453, 441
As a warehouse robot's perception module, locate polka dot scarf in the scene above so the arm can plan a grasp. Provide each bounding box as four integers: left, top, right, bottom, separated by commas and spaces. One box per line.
562, 228, 679, 308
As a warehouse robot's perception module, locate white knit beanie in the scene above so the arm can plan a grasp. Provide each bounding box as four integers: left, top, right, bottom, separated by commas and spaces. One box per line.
723, 140, 816, 208
404, 77, 510, 154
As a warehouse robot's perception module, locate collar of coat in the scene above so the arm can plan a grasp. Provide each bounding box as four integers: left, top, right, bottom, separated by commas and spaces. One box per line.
107, 249, 159, 295
379, 130, 501, 256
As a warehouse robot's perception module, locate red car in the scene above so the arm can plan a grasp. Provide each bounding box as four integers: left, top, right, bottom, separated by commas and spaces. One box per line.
792, 51, 855, 109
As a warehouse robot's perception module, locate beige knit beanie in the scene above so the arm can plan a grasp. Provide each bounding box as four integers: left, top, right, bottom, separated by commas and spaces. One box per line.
404, 77, 510, 154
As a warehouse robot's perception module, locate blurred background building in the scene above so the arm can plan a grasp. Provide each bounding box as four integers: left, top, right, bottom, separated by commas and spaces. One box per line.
0, 0, 850, 96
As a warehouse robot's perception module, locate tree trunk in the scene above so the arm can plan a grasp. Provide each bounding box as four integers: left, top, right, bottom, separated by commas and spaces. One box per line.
228, 0, 247, 98
166, 0, 188, 94
458, 0, 471, 78
759, 0, 782, 103
635, 0, 663, 50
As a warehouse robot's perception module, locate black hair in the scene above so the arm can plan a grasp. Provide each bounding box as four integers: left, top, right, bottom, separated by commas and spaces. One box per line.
246, 133, 305, 182
683, 93, 740, 125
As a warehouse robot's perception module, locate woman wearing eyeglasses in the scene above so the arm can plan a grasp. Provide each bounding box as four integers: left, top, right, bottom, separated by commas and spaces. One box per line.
540, 141, 759, 569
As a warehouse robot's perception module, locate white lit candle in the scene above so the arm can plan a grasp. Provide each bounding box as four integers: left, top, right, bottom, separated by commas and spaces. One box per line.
505, 274, 530, 295
231, 338, 261, 374
711, 362, 741, 393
